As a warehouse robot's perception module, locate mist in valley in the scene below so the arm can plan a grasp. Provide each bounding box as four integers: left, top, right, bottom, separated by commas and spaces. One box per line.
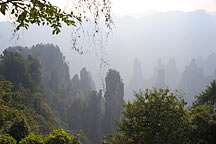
1, 10, 216, 104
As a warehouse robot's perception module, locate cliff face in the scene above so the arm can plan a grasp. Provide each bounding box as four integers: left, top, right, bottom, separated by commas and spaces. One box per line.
155, 69, 165, 89
80, 68, 96, 96
125, 58, 145, 101
69, 69, 125, 143
165, 59, 181, 89
30, 44, 71, 93
204, 53, 216, 76
6, 44, 71, 94
179, 59, 208, 105
104, 69, 124, 134
71, 67, 96, 97
3, 45, 125, 144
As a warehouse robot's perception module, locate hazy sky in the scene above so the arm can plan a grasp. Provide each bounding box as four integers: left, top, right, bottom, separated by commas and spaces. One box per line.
1, 0, 216, 21
112, 0, 216, 15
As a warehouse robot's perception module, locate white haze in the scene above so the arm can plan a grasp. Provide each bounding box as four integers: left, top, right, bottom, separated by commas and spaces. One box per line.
1, 10, 216, 103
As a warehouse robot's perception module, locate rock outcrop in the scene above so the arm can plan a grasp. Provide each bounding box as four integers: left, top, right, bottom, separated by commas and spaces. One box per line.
103, 69, 124, 134
179, 59, 208, 105
155, 69, 165, 89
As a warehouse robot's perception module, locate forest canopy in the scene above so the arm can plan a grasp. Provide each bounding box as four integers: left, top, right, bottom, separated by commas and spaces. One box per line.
103, 88, 216, 144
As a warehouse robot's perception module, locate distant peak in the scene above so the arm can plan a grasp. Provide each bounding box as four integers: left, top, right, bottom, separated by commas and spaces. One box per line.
193, 9, 207, 13
188, 9, 207, 16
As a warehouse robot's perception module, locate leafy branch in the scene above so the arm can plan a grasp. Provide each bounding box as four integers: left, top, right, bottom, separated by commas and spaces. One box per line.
0, 0, 81, 34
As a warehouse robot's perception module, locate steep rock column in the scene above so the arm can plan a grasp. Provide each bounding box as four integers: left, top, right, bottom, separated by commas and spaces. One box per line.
155, 69, 166, 89
103, 69, 124, 134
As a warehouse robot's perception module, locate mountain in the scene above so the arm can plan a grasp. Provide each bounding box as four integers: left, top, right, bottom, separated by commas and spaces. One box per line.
1, 10, 216, 92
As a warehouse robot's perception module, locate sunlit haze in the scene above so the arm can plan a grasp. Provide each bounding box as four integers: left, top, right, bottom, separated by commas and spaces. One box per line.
112, 0, 216, 15
1, 0, 216, 21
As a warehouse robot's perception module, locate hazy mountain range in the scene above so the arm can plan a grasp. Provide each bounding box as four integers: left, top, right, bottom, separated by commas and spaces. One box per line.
1, 10, 216, 97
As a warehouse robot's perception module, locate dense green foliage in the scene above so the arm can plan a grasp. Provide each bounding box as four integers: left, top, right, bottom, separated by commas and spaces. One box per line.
103, 89, 190, 144
103, 87, 216, 144
194, 80, 216, 105
45, 129, 82, 144
19, 135, 44, 144
0, 134, 17, 144
0, 129, 82, 144
0, 49, 61, 141
8, 120, 29, 142
0, 50, 41, 91
0, 81, 39, 138
189, 105, 216, 143
190, 80, 216, 143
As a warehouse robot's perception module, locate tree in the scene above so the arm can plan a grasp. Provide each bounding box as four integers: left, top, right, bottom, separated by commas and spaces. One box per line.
19, 135, 44, 144
103, 89, 191, 144
8, 120, 29, 142
190, 80, 216, 143
45, 129, 82, 144
0, 50, 41, 91
18, 129, 84, 144
189, 105, 216, 144
0, 134, 17, 144
194, 80, 216, 105
0, 81, 39, 136
0, 0, 112, 35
